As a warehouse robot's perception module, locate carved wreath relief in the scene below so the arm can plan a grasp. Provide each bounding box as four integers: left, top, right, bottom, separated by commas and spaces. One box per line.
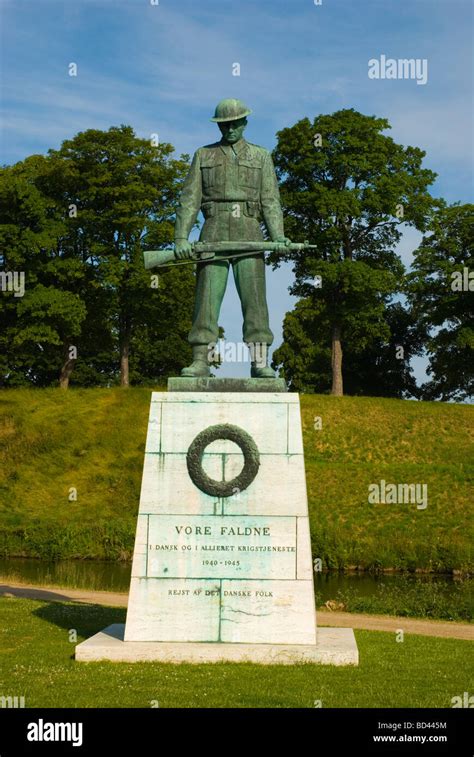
186, 423, 260, 498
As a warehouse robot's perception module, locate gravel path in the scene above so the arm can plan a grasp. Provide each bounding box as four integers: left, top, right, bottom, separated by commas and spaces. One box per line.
1, 582, 472, 640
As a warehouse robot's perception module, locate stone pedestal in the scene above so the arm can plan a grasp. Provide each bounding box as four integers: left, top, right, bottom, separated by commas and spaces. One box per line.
76, 380, 358, 665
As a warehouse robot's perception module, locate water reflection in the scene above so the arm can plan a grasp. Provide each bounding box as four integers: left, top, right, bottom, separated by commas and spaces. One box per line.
0, 557, 461, 602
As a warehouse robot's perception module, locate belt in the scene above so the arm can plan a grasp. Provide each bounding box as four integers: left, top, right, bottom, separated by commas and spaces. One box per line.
214, 201, 249, 211
202, 200, 261, 216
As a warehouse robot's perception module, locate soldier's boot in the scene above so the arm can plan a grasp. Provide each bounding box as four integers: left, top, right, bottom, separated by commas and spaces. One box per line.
250, 344, 276, 379
181, 345, 211, 378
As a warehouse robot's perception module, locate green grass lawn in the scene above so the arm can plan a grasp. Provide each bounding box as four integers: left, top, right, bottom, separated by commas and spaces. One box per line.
0, 597, 472, 708
302, 395, 473, 572
0, 388, 472, 571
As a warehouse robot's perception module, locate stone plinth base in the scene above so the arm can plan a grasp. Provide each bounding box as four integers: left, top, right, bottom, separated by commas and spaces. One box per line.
125, 391, 318, 646
76, 624, 358, 665
167, 377, 287, 392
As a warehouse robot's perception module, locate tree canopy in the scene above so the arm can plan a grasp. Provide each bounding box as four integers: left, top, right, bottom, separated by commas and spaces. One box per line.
271, 109, 436, 395
407, 203, 474, 401
0, 126, 195, 387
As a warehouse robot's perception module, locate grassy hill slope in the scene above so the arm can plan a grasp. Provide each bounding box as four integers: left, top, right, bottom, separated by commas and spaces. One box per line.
0, 388, 472, 571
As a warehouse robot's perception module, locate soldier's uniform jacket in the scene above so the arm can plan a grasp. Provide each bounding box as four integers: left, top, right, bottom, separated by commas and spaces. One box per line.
174, 138, 285, 244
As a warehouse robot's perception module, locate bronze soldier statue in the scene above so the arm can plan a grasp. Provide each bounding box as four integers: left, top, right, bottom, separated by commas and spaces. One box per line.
174, 98, 291, 378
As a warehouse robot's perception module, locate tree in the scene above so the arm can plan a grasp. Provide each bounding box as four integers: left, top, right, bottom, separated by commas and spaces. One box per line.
407, 203, 474, 401
0, 155, 80, 387
271, 109, 436, 395
47, 125, 193, 386
0, 127, 195, 387
273, 299, 424, 398
15, 285, 86, 389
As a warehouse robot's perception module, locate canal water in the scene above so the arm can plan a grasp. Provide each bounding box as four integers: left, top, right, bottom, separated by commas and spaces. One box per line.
0, 557, 462, 604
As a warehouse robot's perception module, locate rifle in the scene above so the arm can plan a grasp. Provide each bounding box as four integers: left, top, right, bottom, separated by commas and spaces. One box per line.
143, 240, 317, 270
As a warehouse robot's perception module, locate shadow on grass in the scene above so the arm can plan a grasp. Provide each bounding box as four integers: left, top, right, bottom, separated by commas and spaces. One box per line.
33, 600, 126, 643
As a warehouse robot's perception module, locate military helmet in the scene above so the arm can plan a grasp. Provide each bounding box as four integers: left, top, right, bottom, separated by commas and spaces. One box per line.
210, 98, 252, 122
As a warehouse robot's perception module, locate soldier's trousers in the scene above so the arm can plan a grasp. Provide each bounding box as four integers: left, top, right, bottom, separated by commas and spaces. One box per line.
188, 253, 274, 347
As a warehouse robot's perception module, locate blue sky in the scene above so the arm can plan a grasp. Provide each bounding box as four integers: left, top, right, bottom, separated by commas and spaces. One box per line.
1, 0, 473, 381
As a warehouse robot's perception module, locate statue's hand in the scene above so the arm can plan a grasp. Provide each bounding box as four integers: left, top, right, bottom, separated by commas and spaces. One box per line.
174, 240, 194, 260
274, 236, 292, 251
